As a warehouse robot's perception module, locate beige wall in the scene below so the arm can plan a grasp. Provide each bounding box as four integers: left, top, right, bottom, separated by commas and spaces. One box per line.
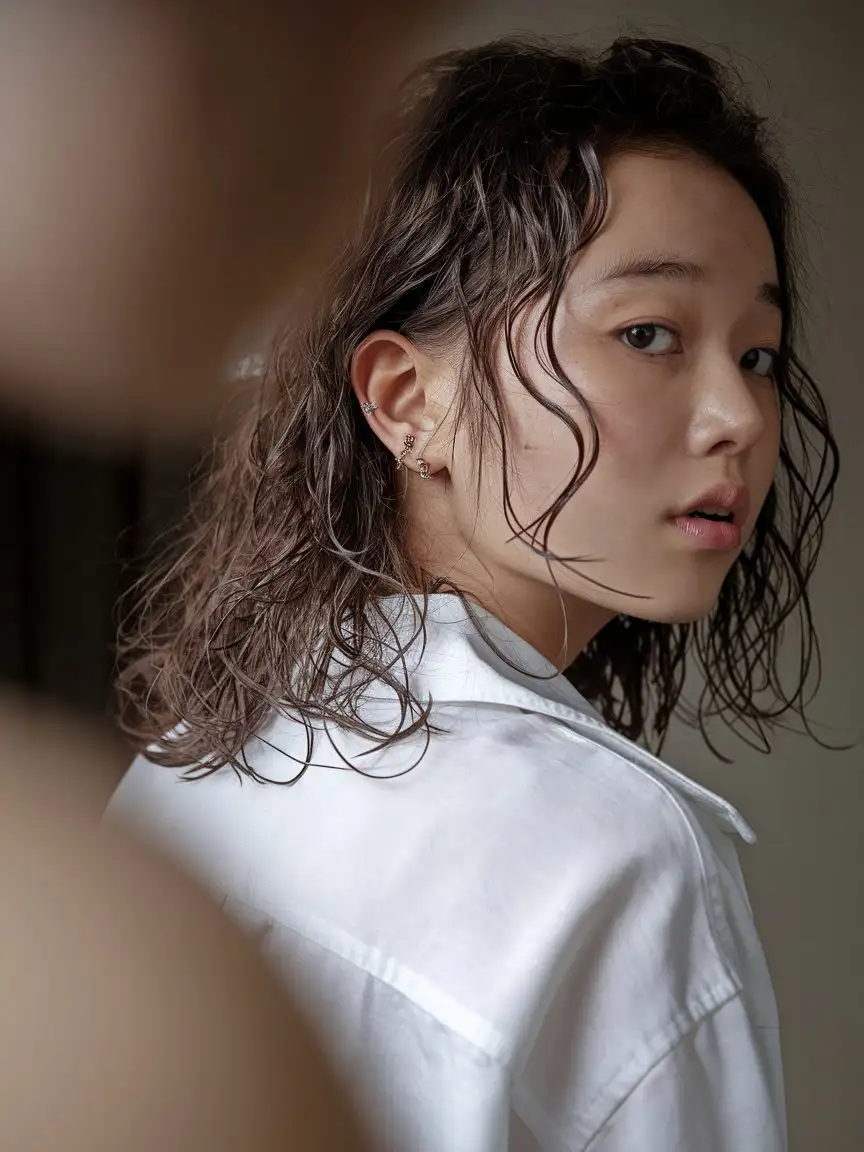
422, 2, 862, 1147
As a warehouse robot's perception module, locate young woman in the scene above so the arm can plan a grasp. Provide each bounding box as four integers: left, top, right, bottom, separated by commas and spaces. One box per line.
111, 37, 838, 1152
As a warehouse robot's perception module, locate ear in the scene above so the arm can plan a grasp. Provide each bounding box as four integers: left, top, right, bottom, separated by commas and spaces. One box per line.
351, 330, 446, 476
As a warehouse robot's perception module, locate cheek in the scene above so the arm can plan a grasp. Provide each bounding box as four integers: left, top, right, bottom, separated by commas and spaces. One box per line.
596, 406, 676, 468
755, 389, 782, 487
447, 401, 590, 543
500, 374, 681, 519
506, 404, 593, 513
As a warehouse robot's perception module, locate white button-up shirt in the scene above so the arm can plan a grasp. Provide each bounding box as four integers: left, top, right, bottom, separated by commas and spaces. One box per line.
109, 595, 786, 1151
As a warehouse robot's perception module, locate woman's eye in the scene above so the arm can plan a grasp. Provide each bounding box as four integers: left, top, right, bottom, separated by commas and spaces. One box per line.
740, 347, 778, 378
618, 324, 679, 354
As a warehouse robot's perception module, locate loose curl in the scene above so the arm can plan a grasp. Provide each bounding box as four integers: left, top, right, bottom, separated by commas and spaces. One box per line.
117, 36, 839, 777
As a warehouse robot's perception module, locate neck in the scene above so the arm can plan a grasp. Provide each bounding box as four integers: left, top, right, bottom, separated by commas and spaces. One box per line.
403, 486, 616, 670
450, 568, 615, 671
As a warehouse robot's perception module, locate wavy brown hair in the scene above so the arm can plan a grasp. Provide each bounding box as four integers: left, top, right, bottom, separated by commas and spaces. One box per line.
118, 36, 839, 778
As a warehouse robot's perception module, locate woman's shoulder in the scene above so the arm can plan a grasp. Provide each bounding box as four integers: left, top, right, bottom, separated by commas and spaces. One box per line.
109, 699, 737, 885
107, 700, 748, 985
107, 702, 754, 1074
394, 700, 743, 860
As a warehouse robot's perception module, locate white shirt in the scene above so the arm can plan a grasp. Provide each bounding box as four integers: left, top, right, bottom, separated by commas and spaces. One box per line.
109, 595, 786, 1151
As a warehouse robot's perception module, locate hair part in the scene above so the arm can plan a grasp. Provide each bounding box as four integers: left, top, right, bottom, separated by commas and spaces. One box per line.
117, 35, 839, 777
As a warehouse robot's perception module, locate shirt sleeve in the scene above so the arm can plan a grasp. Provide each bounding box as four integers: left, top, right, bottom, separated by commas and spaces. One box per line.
587, 993, 786, 1152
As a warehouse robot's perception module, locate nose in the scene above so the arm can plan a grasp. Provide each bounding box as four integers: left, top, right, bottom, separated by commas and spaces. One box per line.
687, 349, 774, 459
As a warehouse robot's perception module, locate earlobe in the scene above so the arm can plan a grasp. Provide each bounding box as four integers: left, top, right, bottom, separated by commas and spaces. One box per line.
394, 436, 436, 481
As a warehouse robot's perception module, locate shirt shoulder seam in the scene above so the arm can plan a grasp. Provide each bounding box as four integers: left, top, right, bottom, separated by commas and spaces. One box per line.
522, 712, 744, 986
581, 990, 746, 1152
513, 988, 746, 1152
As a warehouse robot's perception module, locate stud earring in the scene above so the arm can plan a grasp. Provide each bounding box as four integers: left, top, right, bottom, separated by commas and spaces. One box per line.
395, 433, 415, 469
417, 458, 431, 481
361, 401, 377, 415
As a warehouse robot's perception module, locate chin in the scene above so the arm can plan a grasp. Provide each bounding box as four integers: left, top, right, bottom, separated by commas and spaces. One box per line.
636, 587, 723, 626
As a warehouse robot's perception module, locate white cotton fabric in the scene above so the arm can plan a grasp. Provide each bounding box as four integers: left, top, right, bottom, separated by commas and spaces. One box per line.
108, 594, 786, 1151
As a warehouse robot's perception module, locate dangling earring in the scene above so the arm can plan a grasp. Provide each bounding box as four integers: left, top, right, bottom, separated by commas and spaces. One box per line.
395, 433, 415, 470
416, 458, 431, 481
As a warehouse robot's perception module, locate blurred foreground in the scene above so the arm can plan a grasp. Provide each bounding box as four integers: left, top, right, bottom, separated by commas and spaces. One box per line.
0, 1, 455, 1146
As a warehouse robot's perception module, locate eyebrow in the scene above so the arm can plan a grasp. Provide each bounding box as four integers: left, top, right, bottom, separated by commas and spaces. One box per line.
582, 253, 784, 314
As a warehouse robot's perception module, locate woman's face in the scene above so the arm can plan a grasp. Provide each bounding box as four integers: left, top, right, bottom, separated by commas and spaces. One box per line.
438, 149, 783, 645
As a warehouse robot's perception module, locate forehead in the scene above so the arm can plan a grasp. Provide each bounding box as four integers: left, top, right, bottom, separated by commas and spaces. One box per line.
576, 149, 779, 287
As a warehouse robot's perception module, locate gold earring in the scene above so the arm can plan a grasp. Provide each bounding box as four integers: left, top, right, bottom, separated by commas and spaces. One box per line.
417, 458, 431, 481
395, 434, 415, 469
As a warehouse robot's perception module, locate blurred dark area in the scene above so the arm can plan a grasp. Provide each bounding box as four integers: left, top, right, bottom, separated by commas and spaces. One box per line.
1, 418, 193, 718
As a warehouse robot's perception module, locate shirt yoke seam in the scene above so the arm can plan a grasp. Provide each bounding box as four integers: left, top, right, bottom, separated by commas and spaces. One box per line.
222, 891, 512, 1064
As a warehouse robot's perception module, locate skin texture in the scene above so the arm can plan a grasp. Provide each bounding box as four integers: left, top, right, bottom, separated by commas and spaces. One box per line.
353, 151, 784, 665
0, 0, 444, 440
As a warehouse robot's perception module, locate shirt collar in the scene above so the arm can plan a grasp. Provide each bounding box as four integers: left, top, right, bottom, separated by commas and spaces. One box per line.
379, 593, 603, 717
374, 594, 756, 843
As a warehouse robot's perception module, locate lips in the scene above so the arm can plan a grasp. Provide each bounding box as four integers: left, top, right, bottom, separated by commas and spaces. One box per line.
686, 508, 734, 523
669, 483, 749, 552
672, 514, 741, 550
676, 482, 750, 526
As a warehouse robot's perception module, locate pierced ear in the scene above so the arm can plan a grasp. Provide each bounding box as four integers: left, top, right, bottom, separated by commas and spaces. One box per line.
351, 330, 435, 459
